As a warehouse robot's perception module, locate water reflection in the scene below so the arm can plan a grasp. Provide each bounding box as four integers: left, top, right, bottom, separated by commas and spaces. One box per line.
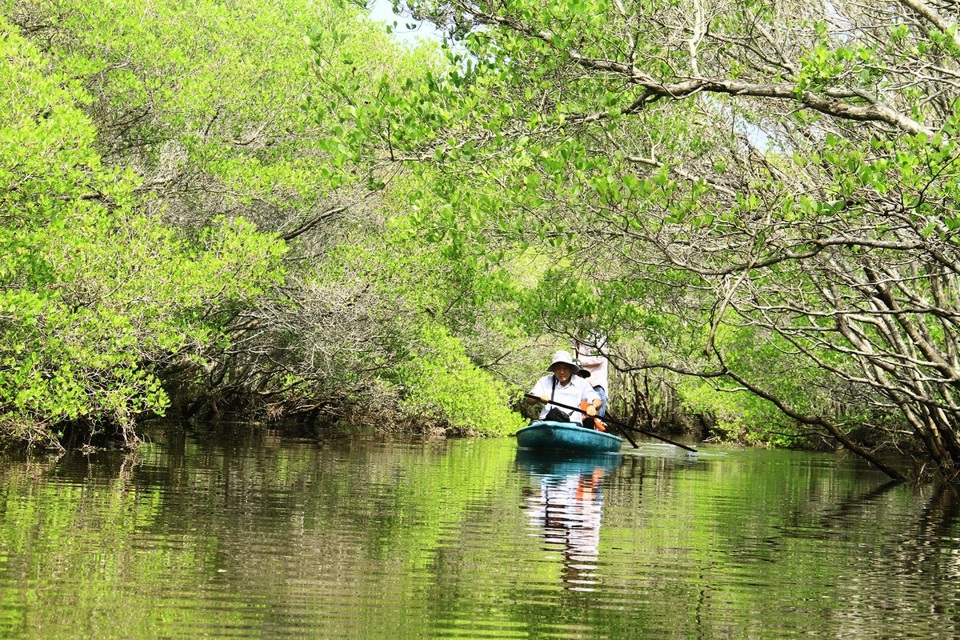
516, 450, 622, 592
7, 433, 960, 639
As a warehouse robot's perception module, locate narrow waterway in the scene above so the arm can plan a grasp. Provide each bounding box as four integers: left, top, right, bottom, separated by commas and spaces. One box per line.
0, 424, 956, 639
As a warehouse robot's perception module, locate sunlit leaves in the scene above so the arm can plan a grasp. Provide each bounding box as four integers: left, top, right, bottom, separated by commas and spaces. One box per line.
0, 17, 286, 444
397, 324, 527, 435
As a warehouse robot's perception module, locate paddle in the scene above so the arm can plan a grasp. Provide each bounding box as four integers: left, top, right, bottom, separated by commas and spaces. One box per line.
525, 394, 698, 453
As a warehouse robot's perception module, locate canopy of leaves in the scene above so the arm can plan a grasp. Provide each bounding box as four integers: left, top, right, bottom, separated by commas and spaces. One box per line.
326, 0, 960, 480
2, 0, 539, 446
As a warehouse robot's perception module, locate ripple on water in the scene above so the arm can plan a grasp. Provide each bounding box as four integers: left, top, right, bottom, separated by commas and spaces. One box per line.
2, 437, 960, 639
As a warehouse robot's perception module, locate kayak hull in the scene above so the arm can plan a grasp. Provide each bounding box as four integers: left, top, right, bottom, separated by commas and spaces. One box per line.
515, 420, 623, 454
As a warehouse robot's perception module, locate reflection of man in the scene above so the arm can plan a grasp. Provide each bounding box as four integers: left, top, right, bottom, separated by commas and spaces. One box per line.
575, 336, 609, 417
524, 469, 605, 591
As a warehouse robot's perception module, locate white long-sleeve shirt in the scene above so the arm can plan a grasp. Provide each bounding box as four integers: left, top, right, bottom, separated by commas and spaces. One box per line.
530, 374, 599, 424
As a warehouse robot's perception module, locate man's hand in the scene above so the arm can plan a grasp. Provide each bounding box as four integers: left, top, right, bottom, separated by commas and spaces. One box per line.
524, 393, 549, 405
585, 404, 598, 417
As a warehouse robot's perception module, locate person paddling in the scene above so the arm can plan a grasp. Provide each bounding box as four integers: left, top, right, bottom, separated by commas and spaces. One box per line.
526, 350, 601, 427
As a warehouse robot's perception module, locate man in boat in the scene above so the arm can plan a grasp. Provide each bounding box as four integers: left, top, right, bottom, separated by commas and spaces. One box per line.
574, 334, 609, 417
526, 350, 602, 427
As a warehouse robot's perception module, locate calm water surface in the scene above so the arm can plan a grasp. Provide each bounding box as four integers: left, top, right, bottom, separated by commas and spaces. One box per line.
0, 425, 958, 639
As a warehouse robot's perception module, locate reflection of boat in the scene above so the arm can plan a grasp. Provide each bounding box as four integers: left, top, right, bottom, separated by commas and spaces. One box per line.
515, 448, 622, 477
515, 420, 623, 454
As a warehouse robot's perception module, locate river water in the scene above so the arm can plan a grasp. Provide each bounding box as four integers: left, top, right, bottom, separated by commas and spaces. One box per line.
0, 424, 957, 639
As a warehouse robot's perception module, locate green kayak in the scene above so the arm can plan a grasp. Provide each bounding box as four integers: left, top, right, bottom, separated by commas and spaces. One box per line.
515, 420, 623, 454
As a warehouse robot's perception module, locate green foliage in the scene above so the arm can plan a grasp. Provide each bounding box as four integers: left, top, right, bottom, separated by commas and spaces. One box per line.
679, 379, 806, 448
397, 324, 527, 435
0, 17, 286, 445
24, 0, 960, 466
8, 0, 395, 232
310, 193, 531, 433
0, 0, 549, 443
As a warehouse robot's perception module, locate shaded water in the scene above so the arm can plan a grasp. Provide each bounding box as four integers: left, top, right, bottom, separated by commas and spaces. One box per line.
1, 425, 958, 639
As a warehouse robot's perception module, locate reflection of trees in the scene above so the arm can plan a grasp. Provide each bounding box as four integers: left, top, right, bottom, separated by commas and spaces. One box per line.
750, 477, 960, 638
522, 463, 611, 592
836, 481, 960, 639
816, 478, 903, 532
903, 483, 960, 580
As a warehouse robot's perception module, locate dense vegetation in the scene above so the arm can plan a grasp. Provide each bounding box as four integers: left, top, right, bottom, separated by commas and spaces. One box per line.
330, 0, 960, 482
1, 0, 526, 448
5, 0, 960, 481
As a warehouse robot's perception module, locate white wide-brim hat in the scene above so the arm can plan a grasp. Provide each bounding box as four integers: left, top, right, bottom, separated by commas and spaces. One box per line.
547, 350, 579, 373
